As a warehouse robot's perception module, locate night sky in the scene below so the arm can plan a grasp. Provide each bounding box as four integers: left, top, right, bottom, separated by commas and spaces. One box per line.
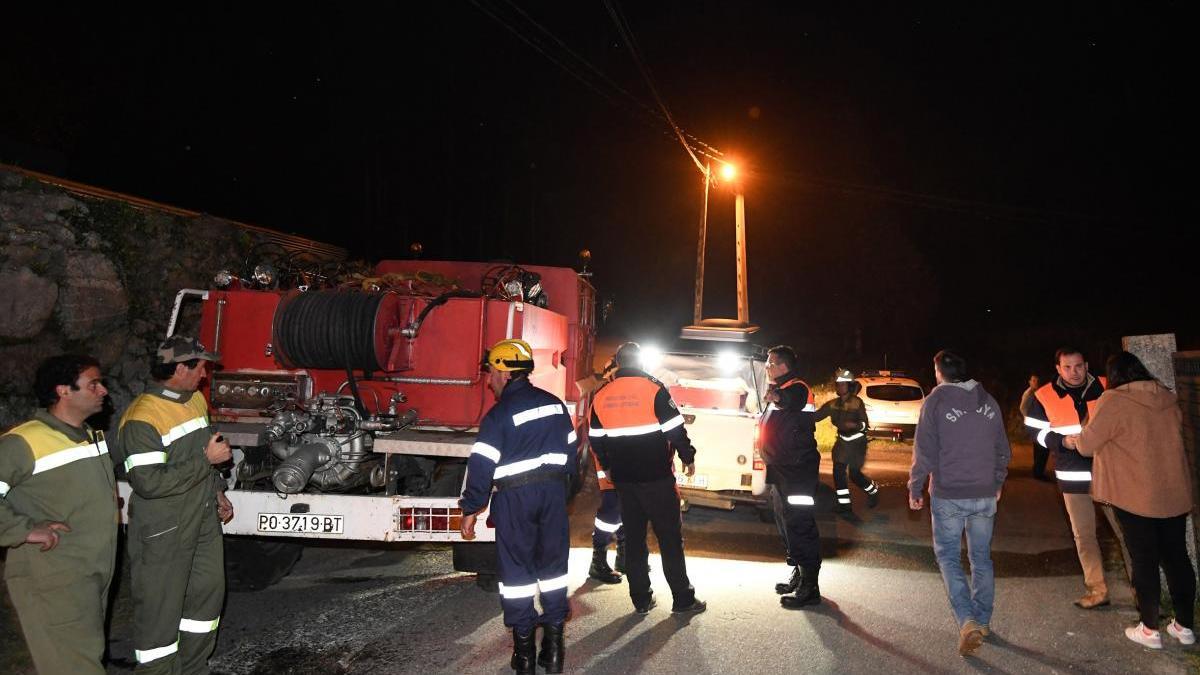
1, 2, 1191, 398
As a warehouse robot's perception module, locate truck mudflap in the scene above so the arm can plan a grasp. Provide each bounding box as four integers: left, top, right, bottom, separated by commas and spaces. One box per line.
116, 481, 495, 543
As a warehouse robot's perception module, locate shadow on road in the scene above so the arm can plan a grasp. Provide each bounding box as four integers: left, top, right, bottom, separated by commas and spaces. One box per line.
810, 598, 959, 675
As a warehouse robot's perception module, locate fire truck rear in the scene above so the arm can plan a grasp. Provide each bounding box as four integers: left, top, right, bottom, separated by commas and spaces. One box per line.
118, 259, 595, 588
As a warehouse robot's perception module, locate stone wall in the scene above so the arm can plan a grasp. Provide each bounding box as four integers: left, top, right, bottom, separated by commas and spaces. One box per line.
0, 168, 285, 433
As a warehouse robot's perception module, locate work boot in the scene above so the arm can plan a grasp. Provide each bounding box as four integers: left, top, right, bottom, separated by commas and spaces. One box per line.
833, 502, 852, 514
511, 628, 536, 674
589, 544, 622, 584
774, 566, 800, 594
537, 623, 565, 674
1074, 586, 1109, 609
614, 537, 627, 574
780, 567, 821, 609
866, 485, 880, 508
958, 620, 984, 656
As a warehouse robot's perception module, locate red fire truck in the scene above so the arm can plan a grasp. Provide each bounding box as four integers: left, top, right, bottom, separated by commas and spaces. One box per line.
118, 259, 595, 589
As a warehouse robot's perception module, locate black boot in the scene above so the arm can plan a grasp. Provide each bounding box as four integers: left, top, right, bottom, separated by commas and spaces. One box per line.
589, 544, 622, 584
774, 566, 800, 594
511, 628, 536, 674
865, 483, 880, 508
780, 567, 821, 609
537, 623, 565, 673
614, 537, 627, 574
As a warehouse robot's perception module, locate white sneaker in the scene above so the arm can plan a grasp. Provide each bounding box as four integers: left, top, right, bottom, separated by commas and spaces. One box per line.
1167, 620, 1196, 645
1125, 623, 1163, 649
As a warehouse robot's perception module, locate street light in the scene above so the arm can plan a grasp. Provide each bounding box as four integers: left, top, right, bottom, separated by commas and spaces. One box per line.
685, 158, 758, 342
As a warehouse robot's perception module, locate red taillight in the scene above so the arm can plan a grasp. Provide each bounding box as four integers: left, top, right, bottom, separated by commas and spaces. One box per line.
398, 507, 464, 532
752, 449, 764, 472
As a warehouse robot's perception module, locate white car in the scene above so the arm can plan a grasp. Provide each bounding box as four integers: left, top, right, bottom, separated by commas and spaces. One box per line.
637, 344, 769, 510
856, 370, 925, 440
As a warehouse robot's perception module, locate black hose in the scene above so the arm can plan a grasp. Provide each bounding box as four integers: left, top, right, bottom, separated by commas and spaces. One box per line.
406, 289, 480, 338
274, 291, 387, 370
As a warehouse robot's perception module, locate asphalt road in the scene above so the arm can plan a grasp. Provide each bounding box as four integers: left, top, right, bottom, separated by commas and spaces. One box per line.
3, 443, 1197, 673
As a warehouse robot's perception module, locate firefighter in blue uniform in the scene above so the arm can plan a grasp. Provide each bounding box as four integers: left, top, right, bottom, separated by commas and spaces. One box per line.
460, 339, 577, 675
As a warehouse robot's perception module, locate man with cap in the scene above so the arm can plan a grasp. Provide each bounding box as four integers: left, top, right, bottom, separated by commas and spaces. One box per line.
1, 354, 116, 674
460, 339, 577, 674
116, 335, 233, 674
814, 368, 879, 513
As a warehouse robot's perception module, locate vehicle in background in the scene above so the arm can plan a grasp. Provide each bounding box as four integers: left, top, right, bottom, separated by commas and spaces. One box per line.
635, 342, 769, 512
856, 370, 925, 441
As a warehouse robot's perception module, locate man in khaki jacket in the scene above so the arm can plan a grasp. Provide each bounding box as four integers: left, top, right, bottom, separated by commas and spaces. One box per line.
0, 354, 117, 674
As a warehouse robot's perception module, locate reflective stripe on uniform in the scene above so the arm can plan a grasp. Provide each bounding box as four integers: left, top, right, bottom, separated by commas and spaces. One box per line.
538, 574, 569, 593
787, 495, 815, 506
1036, 428, 1051, 447
0, 480, 9, 497
31, 440, 109, 475
471, 442, 501, 463
836, 489, 850, 495
136, 639, 179, 663
125, 451, 168, 472
838, 497, 851, 504
802, 403, 817, 412
512, 404, 564, 427
1024, 416, 1050, 430
596, 470, 607, 480
588, 422, 660, 438
866, 483, 879, 494
499, 581, 538, 599
838, 432, 865, 441
1056, 470, 1092, 481
160, 417, 208, 446
567, 430, 577, 444
493, 452, 568, 479
594, 517, 621, 533
179, 616, 220, 633
660, 415, 685, 432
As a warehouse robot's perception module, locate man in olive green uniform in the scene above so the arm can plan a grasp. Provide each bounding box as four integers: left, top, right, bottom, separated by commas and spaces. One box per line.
1, 354, 117, 674
814, 368, 879, 513
117, 336, 233, 674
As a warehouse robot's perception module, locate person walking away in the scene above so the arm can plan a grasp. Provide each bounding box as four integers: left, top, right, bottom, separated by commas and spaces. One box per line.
759, 345, 823, 608
909, 350, 1010, 657
1023, 347, 1108, 608
0, 354, 117, 674
116, 337, 234, 674
1018, 373, 1051, 481
460, 339, 576, 674
1074, 351, 1196, 649
590, 342, 706, 616
815, 367, 879, 513
588, 450, 626, 583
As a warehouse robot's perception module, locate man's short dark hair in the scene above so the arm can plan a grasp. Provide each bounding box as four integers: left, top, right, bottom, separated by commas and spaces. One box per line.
34, 354, 100, 407
767, 345, 797, 372
150, 357, 201, 382
1054, 347, 1085, 365
614, 342, 642, 368
934, 350, 968, 383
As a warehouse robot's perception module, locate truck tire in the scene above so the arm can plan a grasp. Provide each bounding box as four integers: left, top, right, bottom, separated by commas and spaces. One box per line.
224, 536, 304, 592
453, 542, 498, 593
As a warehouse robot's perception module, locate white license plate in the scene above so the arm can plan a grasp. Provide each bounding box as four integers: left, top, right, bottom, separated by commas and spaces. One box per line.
676, 474, 709, 488
257, 513, 344, 534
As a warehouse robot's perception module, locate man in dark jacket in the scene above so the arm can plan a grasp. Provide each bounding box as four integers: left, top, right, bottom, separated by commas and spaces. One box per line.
590, 342, 706, 617
815, 368, 879, 513
760, 345, 822, 609
909, 350, 1010, 657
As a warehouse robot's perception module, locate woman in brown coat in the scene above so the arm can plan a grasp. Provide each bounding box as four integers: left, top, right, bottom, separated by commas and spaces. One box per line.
1072, 351, 1195, 650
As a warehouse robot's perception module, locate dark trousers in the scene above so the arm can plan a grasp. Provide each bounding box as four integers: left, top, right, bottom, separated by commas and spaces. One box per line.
614, 477, 695, 608
1112, 507, 1196, 630
766, 464, 821, 569
492, 481, 571, 633
832, 439, 875, 504
592, 489, 625, 549
1032, 444, 1050, 479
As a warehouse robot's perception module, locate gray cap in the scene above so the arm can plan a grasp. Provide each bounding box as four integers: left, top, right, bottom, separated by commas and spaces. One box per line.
157, 335, 220, 364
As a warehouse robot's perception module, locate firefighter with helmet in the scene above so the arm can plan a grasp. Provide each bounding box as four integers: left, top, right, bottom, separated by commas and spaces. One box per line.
815, 368, 880, 513
460, 339, 577, 674
588, 356, 626, 584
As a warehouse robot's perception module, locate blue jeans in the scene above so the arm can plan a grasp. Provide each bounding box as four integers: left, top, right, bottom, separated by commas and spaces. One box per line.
931, 496, 997, 628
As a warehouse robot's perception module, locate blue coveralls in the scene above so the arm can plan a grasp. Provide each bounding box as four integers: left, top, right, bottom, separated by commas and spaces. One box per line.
460, 377, 578, 634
